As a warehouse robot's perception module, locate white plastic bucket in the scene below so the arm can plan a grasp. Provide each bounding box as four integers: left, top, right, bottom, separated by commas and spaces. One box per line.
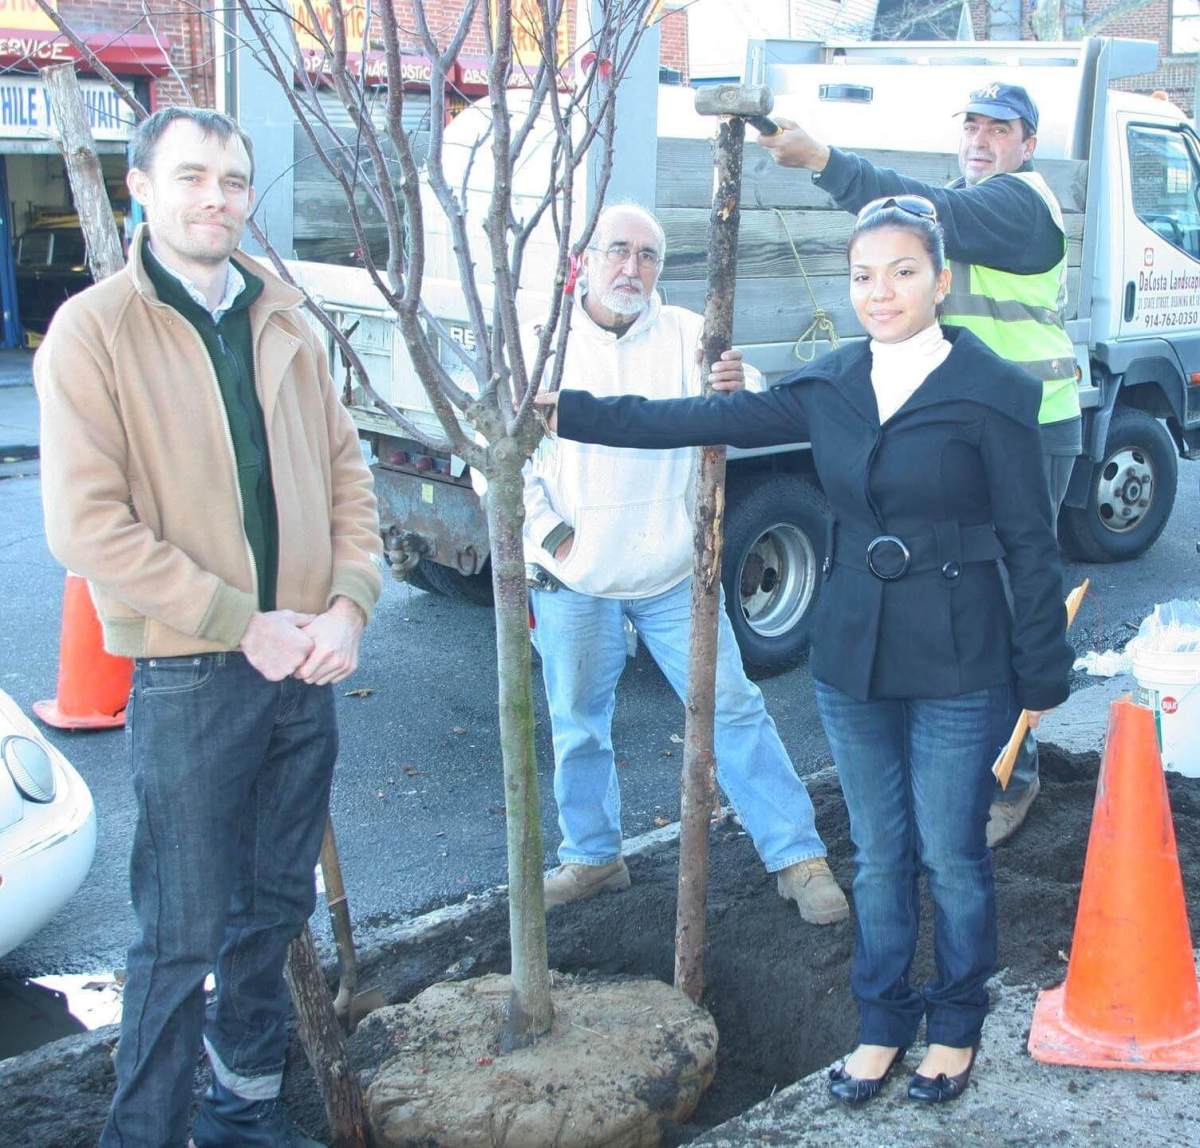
1129, 640, 1200, 777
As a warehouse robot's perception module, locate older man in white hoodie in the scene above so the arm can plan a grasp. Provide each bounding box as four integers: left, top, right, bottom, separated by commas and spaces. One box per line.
525, 204, 848, 925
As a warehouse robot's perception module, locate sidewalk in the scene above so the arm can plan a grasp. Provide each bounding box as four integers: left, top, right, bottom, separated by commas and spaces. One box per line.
0, 348, 34, 389
0, 348, 37, 457
0, 376, 39, 480
692, 673, 1200, 1148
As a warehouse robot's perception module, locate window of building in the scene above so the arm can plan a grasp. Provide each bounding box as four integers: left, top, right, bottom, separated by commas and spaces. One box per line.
1172, 0, 1200, 54
1063, 0, 1085, 37
988, 0, 1021, 39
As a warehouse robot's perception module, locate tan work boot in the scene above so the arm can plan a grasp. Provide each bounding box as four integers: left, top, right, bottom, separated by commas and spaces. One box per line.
776, 858, 850, 925
986, 776, 1041, 848
543, 858, 631, 909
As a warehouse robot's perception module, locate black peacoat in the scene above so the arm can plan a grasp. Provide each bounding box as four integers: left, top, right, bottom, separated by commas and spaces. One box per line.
556, 326, 1073, 711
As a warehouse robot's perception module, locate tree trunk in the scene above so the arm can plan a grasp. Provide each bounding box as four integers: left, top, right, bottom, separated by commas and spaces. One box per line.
41, 63, 125, 282
675, 117, 745, 1005
284, 926, 368, 1148
486, 439, 554, 1046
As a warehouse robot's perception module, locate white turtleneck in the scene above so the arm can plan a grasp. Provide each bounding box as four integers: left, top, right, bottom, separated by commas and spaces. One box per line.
869, 321, 951, 424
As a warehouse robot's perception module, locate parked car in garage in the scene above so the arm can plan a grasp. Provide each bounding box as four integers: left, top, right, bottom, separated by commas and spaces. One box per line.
0, 688, 97, 959
13, 223, 93, 337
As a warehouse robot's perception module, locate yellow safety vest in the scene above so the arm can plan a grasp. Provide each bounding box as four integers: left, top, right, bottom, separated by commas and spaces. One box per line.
940, 170, 1080, 425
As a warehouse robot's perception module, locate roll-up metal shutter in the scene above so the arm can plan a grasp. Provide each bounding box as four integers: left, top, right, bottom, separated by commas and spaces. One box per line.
293, 85, 431, 265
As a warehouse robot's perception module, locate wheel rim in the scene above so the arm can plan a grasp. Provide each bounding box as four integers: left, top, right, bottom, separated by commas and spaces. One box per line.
1094, 446, 1154, 535
735, 522, 817, 640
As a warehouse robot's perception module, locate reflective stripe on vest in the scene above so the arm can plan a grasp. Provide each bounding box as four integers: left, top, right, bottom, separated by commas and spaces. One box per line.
940, 170, 1080, 424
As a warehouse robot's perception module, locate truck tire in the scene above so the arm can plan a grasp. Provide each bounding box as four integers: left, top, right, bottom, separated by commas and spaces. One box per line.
722, 474, 827, 678
421, 559, 495, 606
1059, 409, 1177, 563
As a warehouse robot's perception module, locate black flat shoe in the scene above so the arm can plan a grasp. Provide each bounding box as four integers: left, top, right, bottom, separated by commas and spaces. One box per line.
906, 1045, 979, 1103
828, 1046, 907, 1105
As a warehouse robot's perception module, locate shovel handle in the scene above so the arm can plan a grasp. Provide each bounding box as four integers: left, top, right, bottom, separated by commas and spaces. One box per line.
318, 817, 357, 986
318, 817, 347, 902
992, 579, 1089, 789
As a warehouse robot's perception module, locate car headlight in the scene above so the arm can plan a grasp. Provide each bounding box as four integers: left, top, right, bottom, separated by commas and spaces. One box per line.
2, 735, 57, 803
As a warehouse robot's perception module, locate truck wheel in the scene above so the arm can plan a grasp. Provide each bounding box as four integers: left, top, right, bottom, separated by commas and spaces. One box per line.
421, 559, 495, 606
1059, 409, 1177, 563
722, 474, 827, 678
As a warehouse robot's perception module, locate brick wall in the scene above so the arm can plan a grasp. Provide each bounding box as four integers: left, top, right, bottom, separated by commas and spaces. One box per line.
959, 0, 1195, 114
58, 0, 215, 107
54, 2, 688, 108
390, 2, 683, 78
1091, 0, 1196, 112
391, 0, 491, 55
659, 9, 687, 80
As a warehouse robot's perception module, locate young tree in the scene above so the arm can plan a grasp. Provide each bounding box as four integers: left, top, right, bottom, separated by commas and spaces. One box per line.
249, 0, 660, 1046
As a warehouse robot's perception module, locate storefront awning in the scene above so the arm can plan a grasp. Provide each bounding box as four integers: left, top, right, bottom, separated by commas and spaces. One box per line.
0, 29, 172, 76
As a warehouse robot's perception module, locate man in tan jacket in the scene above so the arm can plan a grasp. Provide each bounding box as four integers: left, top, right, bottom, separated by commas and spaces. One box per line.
35, 107, 381, 1148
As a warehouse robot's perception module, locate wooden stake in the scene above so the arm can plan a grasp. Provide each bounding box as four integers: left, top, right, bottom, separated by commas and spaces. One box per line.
675, 116, 745, 1004
284, 925, 369, 1148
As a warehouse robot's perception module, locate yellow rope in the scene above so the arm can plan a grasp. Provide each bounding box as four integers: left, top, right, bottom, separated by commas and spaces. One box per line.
770, 207, 841, 362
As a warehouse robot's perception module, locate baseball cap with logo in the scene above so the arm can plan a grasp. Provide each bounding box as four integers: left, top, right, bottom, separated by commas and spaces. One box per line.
956, 82, 1039, 133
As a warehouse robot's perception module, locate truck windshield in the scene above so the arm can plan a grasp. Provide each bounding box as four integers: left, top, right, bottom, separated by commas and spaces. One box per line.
1127, 125, 1200, 261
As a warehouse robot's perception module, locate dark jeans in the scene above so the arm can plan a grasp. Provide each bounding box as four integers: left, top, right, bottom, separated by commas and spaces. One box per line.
1000, 422, 1080, 803
100, 653, 337, 1148
814, 680, 1013, 1048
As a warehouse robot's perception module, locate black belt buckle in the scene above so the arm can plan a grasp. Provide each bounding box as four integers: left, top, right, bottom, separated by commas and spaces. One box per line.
866, 534, 911, 580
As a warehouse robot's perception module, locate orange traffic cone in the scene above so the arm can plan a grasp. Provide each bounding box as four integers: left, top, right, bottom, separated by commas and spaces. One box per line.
32, 573, 132, 730
1028, 696, 1200, 1070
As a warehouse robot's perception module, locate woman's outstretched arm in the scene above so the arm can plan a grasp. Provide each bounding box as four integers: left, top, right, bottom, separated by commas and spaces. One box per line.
542, 383, 809, 451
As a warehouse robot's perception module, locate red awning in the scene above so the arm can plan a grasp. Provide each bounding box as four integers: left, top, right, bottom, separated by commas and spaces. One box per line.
0, 29, 172, 75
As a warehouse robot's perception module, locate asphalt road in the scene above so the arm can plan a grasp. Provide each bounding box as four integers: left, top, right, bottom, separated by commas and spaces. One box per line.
0, 458, 1197, 981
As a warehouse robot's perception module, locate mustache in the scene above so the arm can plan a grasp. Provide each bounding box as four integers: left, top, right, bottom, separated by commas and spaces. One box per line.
185, 214, 234, 227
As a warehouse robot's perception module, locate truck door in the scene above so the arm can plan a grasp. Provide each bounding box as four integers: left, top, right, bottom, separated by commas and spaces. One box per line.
1118, 119, 1200, 338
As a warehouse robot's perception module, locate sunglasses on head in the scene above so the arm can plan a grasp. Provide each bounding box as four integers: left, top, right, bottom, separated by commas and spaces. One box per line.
855, 195, 938, 224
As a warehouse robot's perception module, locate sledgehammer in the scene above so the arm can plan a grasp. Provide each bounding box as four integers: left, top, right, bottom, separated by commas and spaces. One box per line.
673, 84, 775, 1005
694, 83, 780, 137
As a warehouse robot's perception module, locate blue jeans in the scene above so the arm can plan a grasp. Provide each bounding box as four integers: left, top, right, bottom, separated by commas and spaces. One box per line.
100, 653, 337, 1148
813, 680, 1012, 1049
530, 578, 826, 872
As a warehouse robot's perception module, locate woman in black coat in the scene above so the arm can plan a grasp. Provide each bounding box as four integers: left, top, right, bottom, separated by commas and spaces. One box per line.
537, 198, 1073, 1104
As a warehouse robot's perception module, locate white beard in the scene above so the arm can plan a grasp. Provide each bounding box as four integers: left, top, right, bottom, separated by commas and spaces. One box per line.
599, 282, 648, 316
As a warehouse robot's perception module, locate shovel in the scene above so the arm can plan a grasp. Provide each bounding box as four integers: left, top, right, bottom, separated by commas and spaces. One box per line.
318, 816, 385, 1031
993, 578, 1089, 788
